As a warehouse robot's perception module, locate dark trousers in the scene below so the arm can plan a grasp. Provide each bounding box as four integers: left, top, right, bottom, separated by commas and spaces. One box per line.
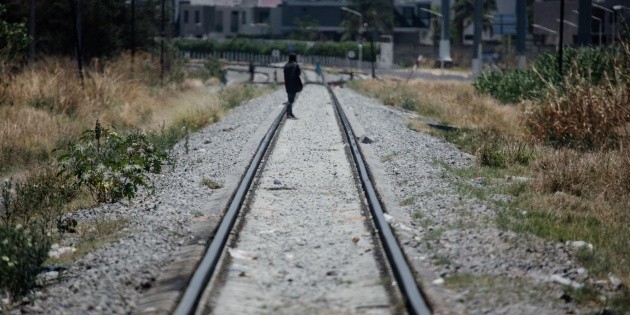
286, 92, 296, 115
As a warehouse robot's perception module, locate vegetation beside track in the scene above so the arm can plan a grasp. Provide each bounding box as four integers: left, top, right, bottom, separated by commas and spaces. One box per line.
348, 43, 629, 311
0, 51, 269, 302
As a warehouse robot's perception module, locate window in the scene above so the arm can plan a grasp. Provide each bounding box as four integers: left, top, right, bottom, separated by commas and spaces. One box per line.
216, 11, 223, 31
231, 11, 238, 32
257, 10, 270, 24
242, 11, 247, 25
403, 7, 413, 19
184, 10, 189, 24
195, 10, 200, 24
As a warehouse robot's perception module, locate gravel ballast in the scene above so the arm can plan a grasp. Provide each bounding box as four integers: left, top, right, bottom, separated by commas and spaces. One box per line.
10, 74, 602, 314
14, 85, 286, 314
334, 86, 598, 314
208, 84, 398, 314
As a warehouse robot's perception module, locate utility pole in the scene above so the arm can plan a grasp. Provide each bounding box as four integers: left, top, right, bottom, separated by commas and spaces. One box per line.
440, 0, 451, 64
558, 0, 565, 76
370, 28, 375, 78
516, 0, 527, 68
160, 0, 165, 84
471, 0, 482, 75
68, 0, 84, 83
131, 0, 135, 68
29, 0, 36, 62
577, 0, 592, 45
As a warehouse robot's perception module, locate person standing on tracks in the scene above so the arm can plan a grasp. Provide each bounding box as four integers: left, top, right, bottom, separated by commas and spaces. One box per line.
315, 61, 322, 82
283, 53, 302, 119
248, 61, 255, 82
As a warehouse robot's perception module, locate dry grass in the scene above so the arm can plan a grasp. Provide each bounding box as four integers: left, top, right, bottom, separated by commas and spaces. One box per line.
531, 148, 630, 204
350, 79, 526, 137
46, 217, 131, 265
525, 67, 630, 150
0, 53, 252, 175
350, 77, 630, 293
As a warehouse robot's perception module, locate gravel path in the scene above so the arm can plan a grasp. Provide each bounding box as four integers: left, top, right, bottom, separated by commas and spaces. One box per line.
11, 72, 600, 314
208, 84, 398, 314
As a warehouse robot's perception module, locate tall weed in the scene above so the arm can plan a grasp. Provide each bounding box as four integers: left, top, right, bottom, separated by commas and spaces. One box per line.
0, 224, 51, 301
525, 65, 629, 150
1, 169, 76, 231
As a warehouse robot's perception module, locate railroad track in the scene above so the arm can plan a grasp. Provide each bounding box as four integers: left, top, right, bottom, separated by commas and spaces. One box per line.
158, 73, 431, 314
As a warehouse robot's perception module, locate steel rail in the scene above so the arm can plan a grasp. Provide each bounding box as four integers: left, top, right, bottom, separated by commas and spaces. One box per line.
173, 104, 287, 315
325, 81, 432, 315
174, 70, 430, 314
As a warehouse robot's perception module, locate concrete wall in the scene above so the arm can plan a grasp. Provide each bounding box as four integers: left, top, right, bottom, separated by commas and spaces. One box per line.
180, 5, 215, 38
281, 4, 344, 29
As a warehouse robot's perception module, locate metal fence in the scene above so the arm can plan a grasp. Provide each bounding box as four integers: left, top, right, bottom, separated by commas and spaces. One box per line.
179, 50, 372, 69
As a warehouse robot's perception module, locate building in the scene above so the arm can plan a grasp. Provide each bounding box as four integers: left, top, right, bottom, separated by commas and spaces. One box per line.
178, 0, 434, 41
532, 0, 628, 46
179, 0, 283, 39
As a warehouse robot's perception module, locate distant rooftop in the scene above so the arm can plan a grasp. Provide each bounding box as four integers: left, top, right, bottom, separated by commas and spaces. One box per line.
186, 0, 282, 7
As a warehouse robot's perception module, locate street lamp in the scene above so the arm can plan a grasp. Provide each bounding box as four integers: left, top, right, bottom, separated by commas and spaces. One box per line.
419, 8, 451, 69
341, 7, 363, 71
593, 3, 615, 44
341, 7, 363, 34
532, 24, 559, 51
613, 5, 630, 42
557, 19, 578, 28
573, 10, 602, 46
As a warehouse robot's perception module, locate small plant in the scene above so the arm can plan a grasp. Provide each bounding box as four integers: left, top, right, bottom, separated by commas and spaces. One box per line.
476, 136, 507, 168
184, 126, 190, 155
148, 122, 183, 166
204, 56, 224, 79
220, 85, 255, 109
1, 169, 76, 231
57, 120, 167, 203
201, 178, 222, 190
399, 197, 415, 206
0, 224, 51, 301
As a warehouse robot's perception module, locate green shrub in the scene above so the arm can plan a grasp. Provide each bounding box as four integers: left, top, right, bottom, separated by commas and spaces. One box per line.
0, 224, 51, 300
204, 56, 224, 79
220, 85, 255, 109
476, 136, 507, 167
473, 69, 543, 104
173, 39, 378, 60
475, 130, 534, 168
473, 45, 628, 104
57, 121, 167, 203
1, 169, 76, 231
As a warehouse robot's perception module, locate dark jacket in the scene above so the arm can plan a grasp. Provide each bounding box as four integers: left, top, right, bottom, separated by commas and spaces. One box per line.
283, 61, 302, 93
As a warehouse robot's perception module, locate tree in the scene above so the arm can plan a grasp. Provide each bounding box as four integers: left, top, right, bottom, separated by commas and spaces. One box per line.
3, 0, 159, 61
342, 0, 394, 40
290, 17, 321, 41
452, 0, 497, 45
0, 4, 31, 71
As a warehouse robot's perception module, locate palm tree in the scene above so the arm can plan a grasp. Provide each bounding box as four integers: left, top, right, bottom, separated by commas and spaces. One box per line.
342, 0, 393, 40
452, 0, 497, 45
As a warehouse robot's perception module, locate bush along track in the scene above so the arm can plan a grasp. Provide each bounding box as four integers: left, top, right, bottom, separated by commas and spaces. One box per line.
0, 75, 272, 304
0, 43, 270, 307
350, 43, 630, 312
0, 121, 169, 304
57, 120, 167, 204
